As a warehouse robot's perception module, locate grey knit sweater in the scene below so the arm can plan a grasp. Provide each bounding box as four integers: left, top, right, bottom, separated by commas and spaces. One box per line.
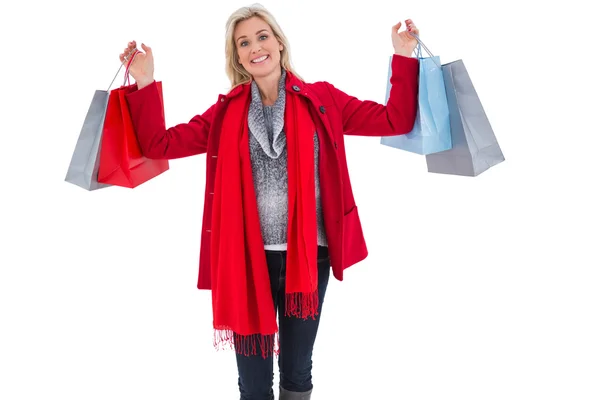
248, 69, 328, 250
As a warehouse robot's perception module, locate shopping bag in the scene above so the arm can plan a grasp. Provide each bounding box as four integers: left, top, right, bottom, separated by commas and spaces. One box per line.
64, 90, 113, 191
425, 59, 505, 176
380, 40, 451, 155
97, 50, 169, 188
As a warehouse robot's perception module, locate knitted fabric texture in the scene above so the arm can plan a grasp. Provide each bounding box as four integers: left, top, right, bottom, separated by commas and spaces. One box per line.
248, 69, 327, 250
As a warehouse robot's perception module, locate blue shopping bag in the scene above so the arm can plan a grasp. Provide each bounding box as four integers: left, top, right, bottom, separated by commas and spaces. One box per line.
381, 38, 452, 155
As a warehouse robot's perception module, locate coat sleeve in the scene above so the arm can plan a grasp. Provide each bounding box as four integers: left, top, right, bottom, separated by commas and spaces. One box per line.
325, 54, 418, 136
124, 81, 215, 159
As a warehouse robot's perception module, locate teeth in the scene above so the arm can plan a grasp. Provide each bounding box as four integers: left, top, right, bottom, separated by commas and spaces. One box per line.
252, 55, 268, 63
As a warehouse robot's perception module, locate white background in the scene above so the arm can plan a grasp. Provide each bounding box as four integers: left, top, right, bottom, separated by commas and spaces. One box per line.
1, 0, 599, 399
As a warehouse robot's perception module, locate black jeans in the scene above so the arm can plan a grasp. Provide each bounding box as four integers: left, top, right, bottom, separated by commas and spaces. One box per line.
235, 245, 331, 400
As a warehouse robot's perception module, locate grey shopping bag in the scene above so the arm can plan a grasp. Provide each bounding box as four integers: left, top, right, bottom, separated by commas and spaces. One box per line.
65, 53, 136, 190
64, 90, 112, 190
425, 59, 505, 176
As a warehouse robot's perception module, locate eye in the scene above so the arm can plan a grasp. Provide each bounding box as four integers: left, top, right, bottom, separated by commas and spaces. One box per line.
240, 40, 248, 47
259, 35, 268, 40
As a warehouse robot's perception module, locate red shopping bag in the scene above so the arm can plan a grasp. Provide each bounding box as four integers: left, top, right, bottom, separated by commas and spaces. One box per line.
97, 80, 169, 188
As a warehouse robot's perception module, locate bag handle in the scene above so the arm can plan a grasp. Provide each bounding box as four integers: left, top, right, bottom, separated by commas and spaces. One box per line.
106, 47, 140, 91
410, 33, 442, 69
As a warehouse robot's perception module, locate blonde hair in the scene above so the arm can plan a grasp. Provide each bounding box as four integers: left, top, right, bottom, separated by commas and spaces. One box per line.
224, 3, 303, 89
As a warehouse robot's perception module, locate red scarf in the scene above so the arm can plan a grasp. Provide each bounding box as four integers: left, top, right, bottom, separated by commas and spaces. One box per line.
210, 74, 319, 358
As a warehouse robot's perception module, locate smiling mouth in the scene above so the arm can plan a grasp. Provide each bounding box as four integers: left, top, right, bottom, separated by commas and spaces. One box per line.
251, 55, 269, 64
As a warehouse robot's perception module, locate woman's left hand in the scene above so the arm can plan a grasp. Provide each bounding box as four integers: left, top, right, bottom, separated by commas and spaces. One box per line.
391, 19, 419, 57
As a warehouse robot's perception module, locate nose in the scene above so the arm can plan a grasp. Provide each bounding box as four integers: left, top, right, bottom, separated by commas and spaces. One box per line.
251, 43, 262, 53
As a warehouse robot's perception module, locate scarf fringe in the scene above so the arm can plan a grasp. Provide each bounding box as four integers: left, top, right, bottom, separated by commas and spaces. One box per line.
285, 289, 319, 320
213, 327, 280, 359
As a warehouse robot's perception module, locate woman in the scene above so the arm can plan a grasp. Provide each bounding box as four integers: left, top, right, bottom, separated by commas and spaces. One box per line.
119, 4, 419, 400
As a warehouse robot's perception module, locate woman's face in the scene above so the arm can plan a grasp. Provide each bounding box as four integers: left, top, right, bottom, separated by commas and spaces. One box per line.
234, 16, 284, 80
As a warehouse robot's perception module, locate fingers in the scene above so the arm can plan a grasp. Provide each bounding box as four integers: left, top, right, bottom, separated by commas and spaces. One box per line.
118, 40, 152, 65
393, 19, 419, 35
406, 19, 419, 35
119, 40, 138, 63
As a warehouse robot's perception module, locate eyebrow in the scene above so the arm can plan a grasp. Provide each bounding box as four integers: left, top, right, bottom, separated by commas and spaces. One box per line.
236, 29, 268, 42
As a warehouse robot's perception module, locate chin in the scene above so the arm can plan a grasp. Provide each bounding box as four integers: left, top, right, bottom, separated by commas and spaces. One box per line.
253, 69, 279, 79
247, 56, 280, 77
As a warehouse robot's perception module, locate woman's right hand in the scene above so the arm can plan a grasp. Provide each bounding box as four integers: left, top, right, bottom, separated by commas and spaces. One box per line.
119, 40, 154, 87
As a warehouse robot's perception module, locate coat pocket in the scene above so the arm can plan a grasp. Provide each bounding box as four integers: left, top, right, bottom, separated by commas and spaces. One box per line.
342, 205, 368, 268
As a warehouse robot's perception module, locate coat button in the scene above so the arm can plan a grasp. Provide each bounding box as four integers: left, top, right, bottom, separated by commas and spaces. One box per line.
292, 85, 300, 92
220, 97, 225, 102
319, 105, 326, 114
334, 142, 338, 149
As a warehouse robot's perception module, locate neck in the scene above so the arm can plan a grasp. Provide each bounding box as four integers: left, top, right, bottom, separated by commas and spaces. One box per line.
253, 68, 282, 106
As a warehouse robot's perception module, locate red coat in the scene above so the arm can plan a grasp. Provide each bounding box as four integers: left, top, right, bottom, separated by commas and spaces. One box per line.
125, 54, 418, 290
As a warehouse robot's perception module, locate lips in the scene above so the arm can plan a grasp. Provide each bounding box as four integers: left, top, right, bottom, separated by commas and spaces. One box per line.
251, 55, 269, 64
